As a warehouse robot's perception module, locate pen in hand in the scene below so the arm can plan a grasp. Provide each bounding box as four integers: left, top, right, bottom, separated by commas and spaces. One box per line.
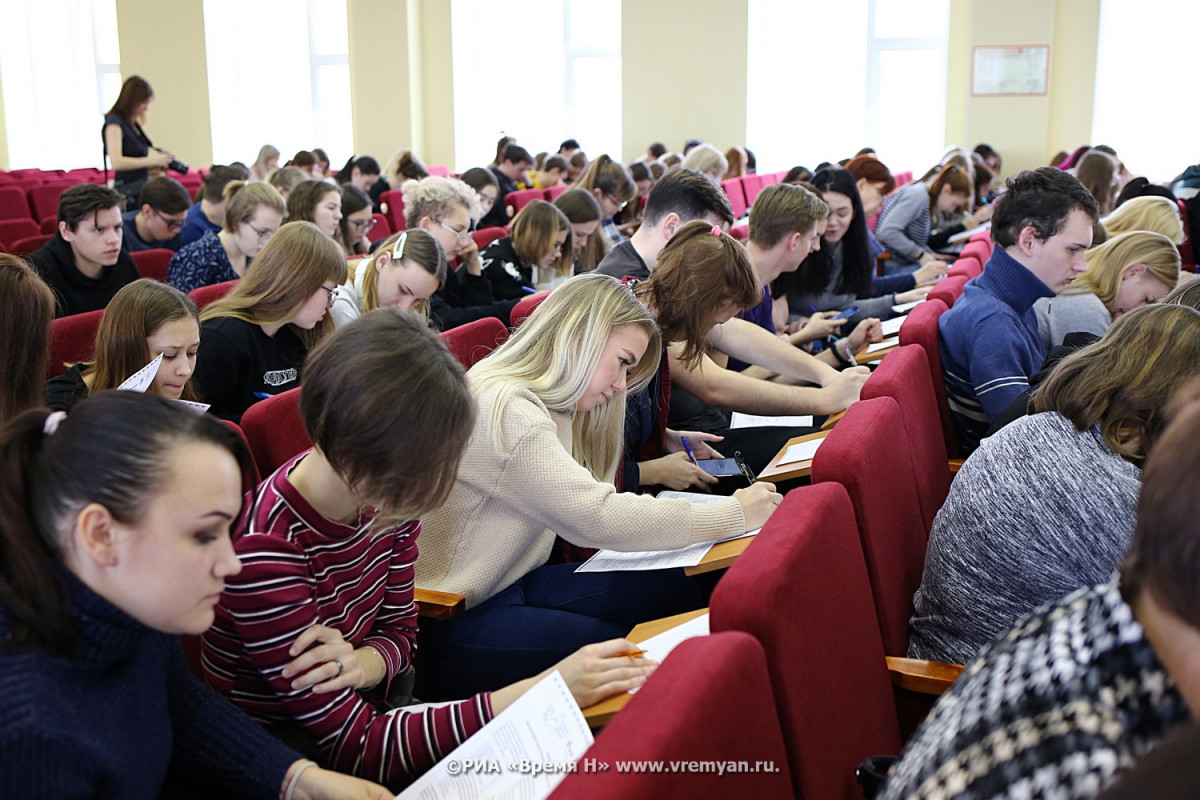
680, 436, 699, 466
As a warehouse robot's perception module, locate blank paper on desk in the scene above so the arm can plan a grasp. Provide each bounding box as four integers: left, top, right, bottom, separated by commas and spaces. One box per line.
880, 316, 906, 337
866, 336, 900, 354
777, 437, 825, 466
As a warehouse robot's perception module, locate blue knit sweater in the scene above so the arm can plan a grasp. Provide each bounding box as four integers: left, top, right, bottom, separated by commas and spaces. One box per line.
0, 572, 298, 798
938, 246, 1054, 452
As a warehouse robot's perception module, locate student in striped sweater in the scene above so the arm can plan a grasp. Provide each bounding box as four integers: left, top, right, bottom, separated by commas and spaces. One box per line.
203, 309, 654, 791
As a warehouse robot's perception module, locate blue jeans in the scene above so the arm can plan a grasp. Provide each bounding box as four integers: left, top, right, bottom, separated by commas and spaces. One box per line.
422, 563, 703, 698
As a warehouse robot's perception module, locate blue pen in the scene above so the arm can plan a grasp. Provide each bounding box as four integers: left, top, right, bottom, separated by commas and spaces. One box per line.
807, 304, 820, 315
253, 392, 271, 400
680, 436, 699, 466
520, 285, 537, 294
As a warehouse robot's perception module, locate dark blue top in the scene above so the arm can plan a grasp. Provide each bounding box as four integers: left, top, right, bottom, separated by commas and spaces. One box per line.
939, 246, 1055, 452
179, 202, 222, 248
728, 286, 774, 372
168, 231, 237, 294
103, 112, 151, 185
0, 572, 297, 798
122, 209, 181, 252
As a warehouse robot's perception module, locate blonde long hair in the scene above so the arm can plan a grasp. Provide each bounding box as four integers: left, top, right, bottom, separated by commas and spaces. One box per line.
469, 274, 661, 483
347, 229, 446, 316
1064, 231, 1180, 311
1102, 196, 1186, 243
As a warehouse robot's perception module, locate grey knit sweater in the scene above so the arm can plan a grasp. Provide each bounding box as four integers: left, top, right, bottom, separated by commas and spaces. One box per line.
908, 411, 1142, 665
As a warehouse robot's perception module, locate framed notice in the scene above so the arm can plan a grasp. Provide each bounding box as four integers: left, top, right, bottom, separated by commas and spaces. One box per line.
971, 45, 1049, 96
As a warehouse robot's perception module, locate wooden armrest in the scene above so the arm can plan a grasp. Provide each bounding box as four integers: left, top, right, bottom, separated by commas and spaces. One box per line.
948, 458, 964, 473
885, 656, 963, 696
414, 588, 465, 621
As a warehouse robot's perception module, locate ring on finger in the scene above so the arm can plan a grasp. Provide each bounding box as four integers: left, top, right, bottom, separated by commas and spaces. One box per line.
335, 659, 344, 675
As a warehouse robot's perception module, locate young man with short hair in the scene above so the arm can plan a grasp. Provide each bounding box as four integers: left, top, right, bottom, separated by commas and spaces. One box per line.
478, 145, 534, 228
940, 167, 1100, 452
525, 154, 569, 190
28, 184, 139, 317
122, 176, 191, 252
179, 164, 248, 247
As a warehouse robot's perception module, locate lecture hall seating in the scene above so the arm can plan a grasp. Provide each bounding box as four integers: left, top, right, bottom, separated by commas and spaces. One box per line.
898, 297, 960, 458
130, 248, 174, 283
48, 308, 105, 378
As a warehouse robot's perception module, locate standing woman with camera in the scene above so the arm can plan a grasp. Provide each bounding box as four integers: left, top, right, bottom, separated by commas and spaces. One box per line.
103, 76, 175, 205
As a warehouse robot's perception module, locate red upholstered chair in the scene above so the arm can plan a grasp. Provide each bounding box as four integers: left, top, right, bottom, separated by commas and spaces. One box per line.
926, 273, 969, 308
471, 226, 508, 251
505, 188, 543, 218
1178, 199, 1195, 269
961, 240, 990, 266
379, 189, 407, 233
544, 184, 568, 202
439, 317, 509, 369
548, 632, 795, 799
28, 183, 73, 222
729, 222, 749, 241
0, 185, 33, 221
11, 233, 50, 256
947, 255, 982, 281
220, 419, 261, 490
369, 212, 392, 241
760, 171, 779, 186
861, 345, 952, 533
811, 397, 927, 658
187, 279, 238, 311
710, 484, 902, 799
238, 387, 307, 475
509, 290, 551, 328
899, 297, 959, 459
427, 164, 451, 177
130, 248, 174, 283
48, 308, 105, 377
742, 173, 767, 206
39, 216, 58, 234
0, 218, 39, 250
722, 178, 748, 219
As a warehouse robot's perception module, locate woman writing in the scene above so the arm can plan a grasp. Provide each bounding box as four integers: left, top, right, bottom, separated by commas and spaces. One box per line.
480, 199, 572, 297
335, 184, 375, 257
45, 279, 201, 412
874, 163, 974, 273
554, 188, 603, 272
102, 76, 174, 204
331, 230, 446, 326
0, 392, 387, 798
419, 273, 781, 697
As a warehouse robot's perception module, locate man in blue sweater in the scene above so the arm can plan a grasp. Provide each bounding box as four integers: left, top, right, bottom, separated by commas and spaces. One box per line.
939, 167, 1099, 452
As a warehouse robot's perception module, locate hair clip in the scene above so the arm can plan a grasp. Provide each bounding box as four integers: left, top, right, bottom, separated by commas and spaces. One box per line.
391, 231, 408, 260
710, 225, 722, 237
43, 410, 66, 436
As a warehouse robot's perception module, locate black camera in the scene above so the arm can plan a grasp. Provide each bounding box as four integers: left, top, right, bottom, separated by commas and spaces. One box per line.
156, 147, 189, 175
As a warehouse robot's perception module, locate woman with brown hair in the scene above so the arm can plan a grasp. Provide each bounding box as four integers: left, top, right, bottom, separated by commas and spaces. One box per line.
0, 256, 54, 424
554, 188, 603, 272
44, 279, 201, 413
286, 181, 344, 240
874, 163, 972, 273
574, 153, 636, 252
331, 229, 446, 326
909, 302, 1200, 665
102, 75, 175, 204
479, 199, 572, 297
334, 184, 375, 257
193, 222, 347, 421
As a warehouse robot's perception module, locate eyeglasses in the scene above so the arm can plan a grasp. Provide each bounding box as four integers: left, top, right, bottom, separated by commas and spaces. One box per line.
435, 218, 472, 245
605, 193, 629, 211
154, 209, 187, 231
244, 221, 276, 243
350, 217, 378, 232
319, 285, 340, 307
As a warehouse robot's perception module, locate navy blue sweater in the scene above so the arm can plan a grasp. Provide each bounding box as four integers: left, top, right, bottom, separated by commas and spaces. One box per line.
0, 573, 298, 798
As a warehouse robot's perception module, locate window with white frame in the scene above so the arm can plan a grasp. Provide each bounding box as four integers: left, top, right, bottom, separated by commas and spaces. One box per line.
0, 0, 121, 170
1092, 0, 1200, 184
203, 0, 352, 169
746, 0, 949, 176
450, 0, 621, 173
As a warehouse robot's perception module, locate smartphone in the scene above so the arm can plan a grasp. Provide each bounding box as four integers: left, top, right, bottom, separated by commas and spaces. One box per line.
833, 306, 860, 320
697, 458, 742, 477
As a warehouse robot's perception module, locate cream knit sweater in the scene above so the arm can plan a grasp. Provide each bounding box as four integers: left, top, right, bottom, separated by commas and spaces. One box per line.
417, 384, 746, 607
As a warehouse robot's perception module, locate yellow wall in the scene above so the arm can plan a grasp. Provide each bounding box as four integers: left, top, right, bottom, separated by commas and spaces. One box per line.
417, 0, 456, 169
113, 0, 213, 170
621, 0, 749, 162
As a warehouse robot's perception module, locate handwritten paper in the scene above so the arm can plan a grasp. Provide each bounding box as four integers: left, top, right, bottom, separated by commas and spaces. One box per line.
117, 353, 163, 393
892, 299, 923, 314
880, 316, 906, 337
730, 412, 814, 429
777, 437, 825, 466
865, 336, 900, 354
397, 671, 592, 800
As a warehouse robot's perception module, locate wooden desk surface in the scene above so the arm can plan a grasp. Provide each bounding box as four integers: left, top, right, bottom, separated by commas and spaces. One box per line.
684, 534, 754, 576
581, 608, 710, 727
755, 430, 828, 483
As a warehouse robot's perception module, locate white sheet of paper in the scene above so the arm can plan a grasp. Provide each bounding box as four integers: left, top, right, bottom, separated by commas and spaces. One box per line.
628, 613, 711, 694
777, 437, 825, 466
880, 316, 906, 337
117, 353, 163, 393
730, 412, 814, 429
396, 671, 592, 800
575, 541, 714, 572
866, 336, 900, 354
175, 400, 211, 414
947, 220, 991, 244
892, 299, 923, 314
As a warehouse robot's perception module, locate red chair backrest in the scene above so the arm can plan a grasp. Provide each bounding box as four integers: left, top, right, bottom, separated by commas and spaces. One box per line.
947, 255, 982, 281
544, 184, 568, 202
0, 218, 39, 250
899, 297, 958, 458
130, 248, 174, 283
369, 212, 392, 242
1178, 199, 1195, 269
811, 397, 928, 656
49, 309, 105, 377
927, 273, 969, 308
10, 233, 50, 256
438, 317, 509, 369
379, 189, 407, 233
509, 290, 551, 328
471, 226, 507, 251
0, 185, 33, 221
760, 171, 780, 186
862, 344, 952, 533
238, 387, 309, 476
721, 179, 748, 219
548, 632, 794, 799
711, 483, 902, 799
28, 183, 72, 222
742, 174, 767, 206
505, 188, 543, 218
187, 279, 238, 310
961, 240, 990, 266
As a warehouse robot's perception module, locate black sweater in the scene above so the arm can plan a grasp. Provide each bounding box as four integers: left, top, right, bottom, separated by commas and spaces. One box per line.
27, 233, 139, 318
193, 316, 307, 421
